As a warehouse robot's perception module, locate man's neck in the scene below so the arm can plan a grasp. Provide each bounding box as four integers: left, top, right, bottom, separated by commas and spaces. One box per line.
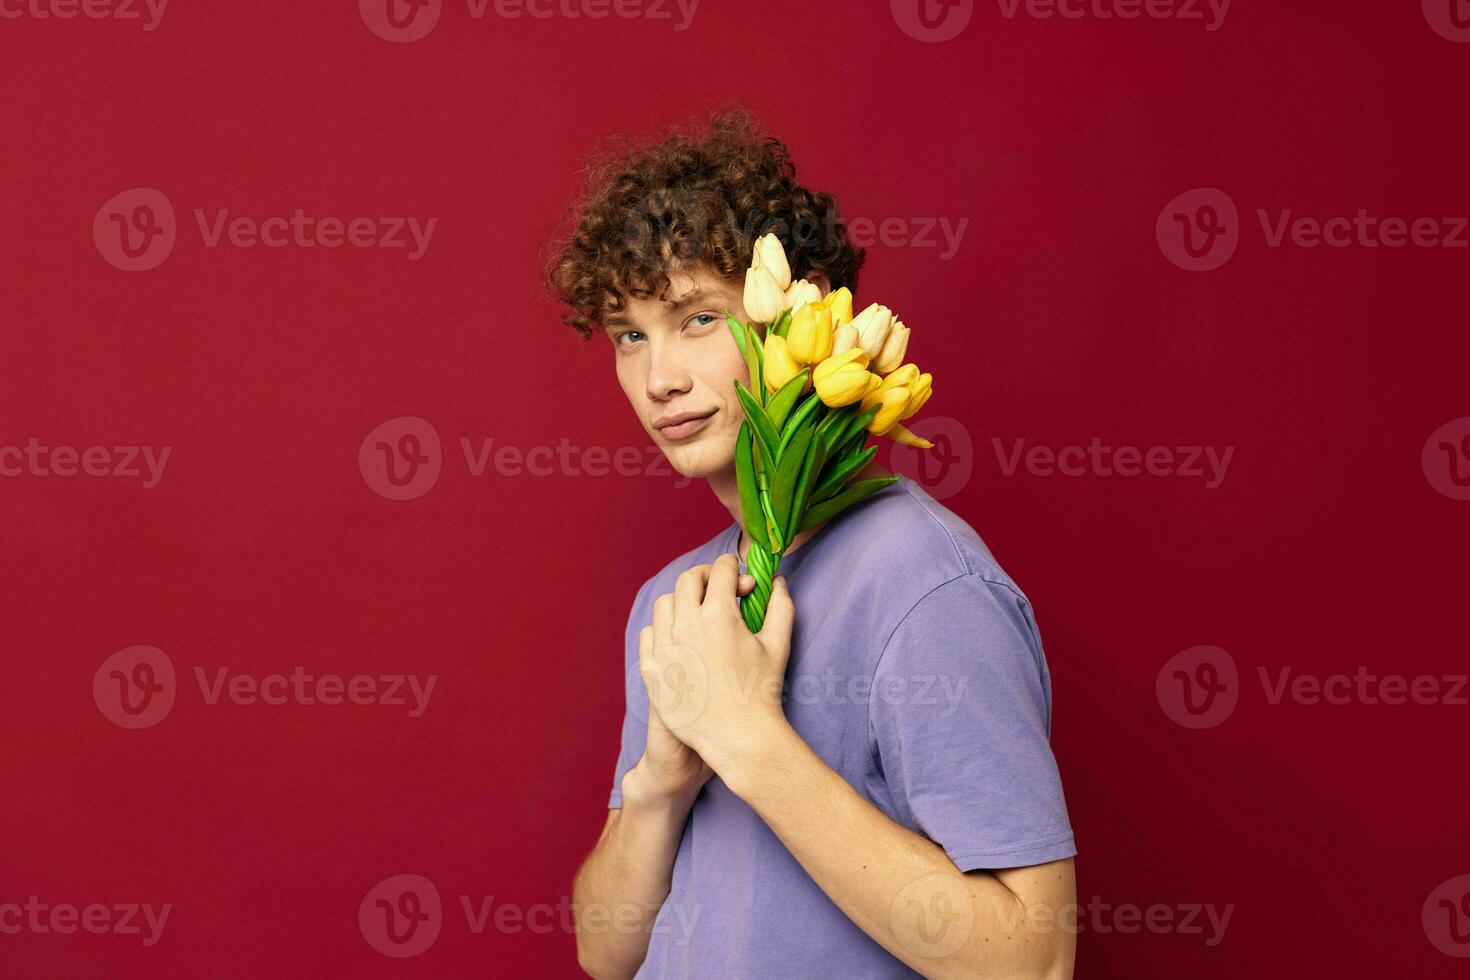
709, 457, 894, 563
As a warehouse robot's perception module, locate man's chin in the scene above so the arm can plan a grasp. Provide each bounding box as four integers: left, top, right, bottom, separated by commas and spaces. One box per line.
659, 442, 731, 482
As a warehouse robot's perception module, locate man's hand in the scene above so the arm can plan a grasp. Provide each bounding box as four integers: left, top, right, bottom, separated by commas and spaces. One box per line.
640, 553, 796, 779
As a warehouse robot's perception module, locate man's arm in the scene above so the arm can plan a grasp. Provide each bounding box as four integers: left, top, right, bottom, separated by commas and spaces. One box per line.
720, 721, 1076, 980
643, 555, 1076, 980
574, 571, 759, 978
571, 768, 698, 980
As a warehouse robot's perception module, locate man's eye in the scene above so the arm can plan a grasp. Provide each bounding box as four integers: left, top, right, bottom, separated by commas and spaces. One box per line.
616, 330, 645, 346
688, 313, 719, 329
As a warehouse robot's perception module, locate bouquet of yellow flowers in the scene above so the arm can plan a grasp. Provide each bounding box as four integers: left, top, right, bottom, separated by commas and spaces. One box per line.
729, 233, 935, 632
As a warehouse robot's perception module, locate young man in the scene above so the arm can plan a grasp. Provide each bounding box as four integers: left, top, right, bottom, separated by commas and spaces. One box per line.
550, 111, 1077, 980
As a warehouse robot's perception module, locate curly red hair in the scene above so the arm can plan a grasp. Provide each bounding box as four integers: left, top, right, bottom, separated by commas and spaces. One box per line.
545, 107, 866, 341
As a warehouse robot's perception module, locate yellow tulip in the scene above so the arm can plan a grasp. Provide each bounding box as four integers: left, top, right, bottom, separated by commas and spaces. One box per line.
813, 348, 880, 407
784, 278, 822, 314
860, 364, 932, 436
743, 266, 785, 325
819, 287, 854, 326
751, 233, 792, 291
850, 303, 894, 360
762, 333, 805, 394
901, 371, 933, 419
831, 322, 859, 355
888, 423, 934, 449
861, 384, 911, 436
872, 319, 910, 375
786, 302, 834, 365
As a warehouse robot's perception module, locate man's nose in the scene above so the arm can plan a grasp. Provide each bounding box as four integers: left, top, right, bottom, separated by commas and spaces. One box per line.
645, 337, 693, 401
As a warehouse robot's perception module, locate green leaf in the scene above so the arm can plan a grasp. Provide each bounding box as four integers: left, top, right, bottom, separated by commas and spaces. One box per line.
775, 392, 824, 461
734, 381, 780, 464
773, 308, 794, 339
770, 426, 814, 537
841, 406, 878, 447
744, 323, 765, 397
760, 489, 784, 553
815, 404, 855, 455
765, 370, 809, 431
788, 430, 828, 541
836, 422, 873, 464
730, 315, 762, 396
734, 423, 769, 553
797, 475, 901, 534
726, 314, 747, 358
812, 444, 878, 503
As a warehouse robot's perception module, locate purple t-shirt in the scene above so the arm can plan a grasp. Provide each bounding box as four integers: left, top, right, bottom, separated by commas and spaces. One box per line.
610, 474, 1075, 979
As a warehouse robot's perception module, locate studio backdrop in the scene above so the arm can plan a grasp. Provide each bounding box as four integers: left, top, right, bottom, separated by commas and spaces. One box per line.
2, 0, 1467, 976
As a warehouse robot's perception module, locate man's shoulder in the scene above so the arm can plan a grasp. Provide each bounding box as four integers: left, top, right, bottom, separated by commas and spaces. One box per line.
830, 476, 1026, 603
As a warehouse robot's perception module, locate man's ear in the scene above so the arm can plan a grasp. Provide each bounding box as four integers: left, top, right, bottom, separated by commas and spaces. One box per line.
805, 271, 833, 296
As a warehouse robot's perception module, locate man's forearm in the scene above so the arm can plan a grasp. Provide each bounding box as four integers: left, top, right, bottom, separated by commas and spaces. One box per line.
717, 720, 1075, 980
572, 766, 696, 979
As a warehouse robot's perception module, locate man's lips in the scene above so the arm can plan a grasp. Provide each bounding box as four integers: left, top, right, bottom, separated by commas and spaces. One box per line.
654, 409, 717, 437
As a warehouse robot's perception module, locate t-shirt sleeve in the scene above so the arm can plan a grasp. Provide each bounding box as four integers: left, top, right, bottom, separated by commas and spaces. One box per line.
608, 577, 654, 809
868, 573, 1076, 871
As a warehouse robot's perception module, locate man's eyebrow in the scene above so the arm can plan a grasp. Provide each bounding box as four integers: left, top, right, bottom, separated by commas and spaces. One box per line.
600, 287, 726, 331
665, 287, 710, 311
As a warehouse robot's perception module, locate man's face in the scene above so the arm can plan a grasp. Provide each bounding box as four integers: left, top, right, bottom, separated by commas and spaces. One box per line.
602, 264, 753, 481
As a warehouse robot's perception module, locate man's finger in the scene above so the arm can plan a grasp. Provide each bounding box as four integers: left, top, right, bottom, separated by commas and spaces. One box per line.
737, 573, 756, 596
652, 592, 674, 647
637, 624, 653, 671
757, 574, 796, 648
703, 553, 739, 610
673, 564, 711, 625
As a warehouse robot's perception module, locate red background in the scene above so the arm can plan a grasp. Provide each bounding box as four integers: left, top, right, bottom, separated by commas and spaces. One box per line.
3, 0, 1467, 976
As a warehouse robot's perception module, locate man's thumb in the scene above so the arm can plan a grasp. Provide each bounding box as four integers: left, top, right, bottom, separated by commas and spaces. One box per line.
757, 575, 795, 645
